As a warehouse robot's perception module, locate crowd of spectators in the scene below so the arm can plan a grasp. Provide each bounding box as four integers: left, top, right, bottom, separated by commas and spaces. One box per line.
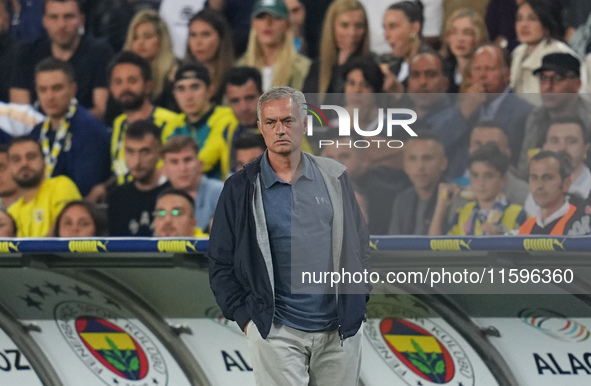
1, 0, 591, 238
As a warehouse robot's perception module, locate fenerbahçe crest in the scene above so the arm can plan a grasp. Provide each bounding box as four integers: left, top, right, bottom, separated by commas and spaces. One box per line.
55, 301, 168, 386
366, 317, 475, 385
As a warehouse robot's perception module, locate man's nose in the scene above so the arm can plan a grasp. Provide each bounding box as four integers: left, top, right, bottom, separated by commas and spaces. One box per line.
554, 142, 566, 152
275, 122, 287, 134
128, 153, 140, 167
162, 214, 175, 224
540, 82, 553, 93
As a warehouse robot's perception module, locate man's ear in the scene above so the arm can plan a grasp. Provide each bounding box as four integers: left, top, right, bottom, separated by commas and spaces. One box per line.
503, 67, 511, 85
196, 159, 204, 174
145, 79, 154, 96
439, 156, 448, 173
562, 176, 572, 193
410, 21, 421, 37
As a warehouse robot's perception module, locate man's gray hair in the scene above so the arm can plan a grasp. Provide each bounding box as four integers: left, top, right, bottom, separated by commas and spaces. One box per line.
257, 86, 307, 123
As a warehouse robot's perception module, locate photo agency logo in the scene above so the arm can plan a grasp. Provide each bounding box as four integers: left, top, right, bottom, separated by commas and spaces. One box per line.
304, 103, 418, 149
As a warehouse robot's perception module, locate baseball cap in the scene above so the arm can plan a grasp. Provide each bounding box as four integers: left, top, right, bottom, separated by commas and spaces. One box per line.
174, 62, 211, 86
533, 53, 581, 77
252, 0, 288, 19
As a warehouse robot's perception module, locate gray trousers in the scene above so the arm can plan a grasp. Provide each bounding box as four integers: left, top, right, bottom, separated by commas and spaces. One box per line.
246, 321, 363, 386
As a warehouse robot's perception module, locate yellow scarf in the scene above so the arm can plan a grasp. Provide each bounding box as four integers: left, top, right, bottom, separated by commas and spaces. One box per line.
40, 98, 77, 178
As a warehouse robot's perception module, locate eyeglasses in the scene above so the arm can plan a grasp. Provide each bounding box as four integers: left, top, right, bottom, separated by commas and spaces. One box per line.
153, 209, 187, 218
538, 73, 577, 85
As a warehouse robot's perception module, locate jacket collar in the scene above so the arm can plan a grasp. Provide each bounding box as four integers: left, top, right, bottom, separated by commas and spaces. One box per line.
260, 150, 316, 188
244, 151, 347, 183
306, 153, 346, 178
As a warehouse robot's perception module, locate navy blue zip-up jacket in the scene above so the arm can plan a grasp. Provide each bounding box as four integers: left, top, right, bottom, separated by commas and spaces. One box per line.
208, 153, 371, 340
30, 105, 111, 196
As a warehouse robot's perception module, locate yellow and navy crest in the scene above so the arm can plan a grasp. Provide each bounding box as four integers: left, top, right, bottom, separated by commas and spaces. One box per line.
34, 209, 44, 223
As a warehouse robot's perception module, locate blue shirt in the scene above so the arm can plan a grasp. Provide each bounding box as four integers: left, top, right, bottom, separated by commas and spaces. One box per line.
195, 176, 223, 232
11, 36, 114, 110
260, 151, 337, 332
9, 0, 44, 43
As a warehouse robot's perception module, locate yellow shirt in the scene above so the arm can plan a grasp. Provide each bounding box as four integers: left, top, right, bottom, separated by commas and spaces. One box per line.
170, 106, 239, 180
194, 227, 208, 237
111, 107, 184, 184
9, 176, 82, 237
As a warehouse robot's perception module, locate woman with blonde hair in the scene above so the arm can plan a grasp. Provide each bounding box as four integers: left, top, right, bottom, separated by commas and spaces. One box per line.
238, 0, 310, 91
185, 8, 235, 103
441, 8, 489, 93
124, 10, 177, 106
303, 0, 370, 97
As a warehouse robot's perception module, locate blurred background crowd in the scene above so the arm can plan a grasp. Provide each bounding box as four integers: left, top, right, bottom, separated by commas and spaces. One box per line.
0, 0, 590, 239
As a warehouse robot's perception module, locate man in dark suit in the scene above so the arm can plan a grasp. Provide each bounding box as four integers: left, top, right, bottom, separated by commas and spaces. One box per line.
460, 43, 533, 168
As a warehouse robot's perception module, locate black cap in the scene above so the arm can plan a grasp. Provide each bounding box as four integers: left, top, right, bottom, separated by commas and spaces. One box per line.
533, 53, 581, 77
174, 62, 211, 86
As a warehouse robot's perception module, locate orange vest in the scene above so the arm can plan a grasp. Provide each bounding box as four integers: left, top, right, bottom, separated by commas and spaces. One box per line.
518, 204, 577, 235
